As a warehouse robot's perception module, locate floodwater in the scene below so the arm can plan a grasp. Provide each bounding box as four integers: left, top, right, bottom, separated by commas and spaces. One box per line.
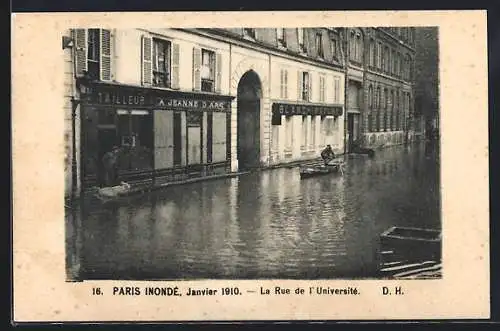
66, 141, 440, 280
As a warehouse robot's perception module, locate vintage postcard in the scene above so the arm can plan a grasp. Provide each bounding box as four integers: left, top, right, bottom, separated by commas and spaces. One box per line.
12, 10, 489, 321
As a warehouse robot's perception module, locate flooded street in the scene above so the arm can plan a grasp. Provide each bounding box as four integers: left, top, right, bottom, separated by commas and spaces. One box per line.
66, 141, 440, 280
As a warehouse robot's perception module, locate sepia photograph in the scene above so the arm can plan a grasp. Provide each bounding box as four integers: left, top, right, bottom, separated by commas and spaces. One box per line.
12, 11, 489, 321
63, 26, 441, 281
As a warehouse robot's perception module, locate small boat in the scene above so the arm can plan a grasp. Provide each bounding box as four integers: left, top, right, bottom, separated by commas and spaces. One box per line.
299, 161, 344, 179
95, 181, 132, 201
380, 226, 441, 260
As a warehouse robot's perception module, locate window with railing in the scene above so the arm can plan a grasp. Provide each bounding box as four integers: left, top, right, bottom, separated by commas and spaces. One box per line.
201, 49, 216, 92
301, 71, 310, 101
152, 38, 171, 88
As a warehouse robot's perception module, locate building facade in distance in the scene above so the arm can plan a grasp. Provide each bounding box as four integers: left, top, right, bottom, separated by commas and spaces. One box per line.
414, 27, 439, 139
63, 28, 347, 197
342, 27, 417, 151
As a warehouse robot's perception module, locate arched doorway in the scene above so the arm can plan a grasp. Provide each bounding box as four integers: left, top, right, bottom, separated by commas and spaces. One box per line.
237, 70, 261, 170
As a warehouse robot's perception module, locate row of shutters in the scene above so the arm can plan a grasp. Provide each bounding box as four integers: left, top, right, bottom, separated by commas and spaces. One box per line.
72, 29, 222, 93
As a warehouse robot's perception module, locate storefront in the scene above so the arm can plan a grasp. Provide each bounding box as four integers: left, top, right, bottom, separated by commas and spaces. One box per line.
79, 81, 233, 188
271, 102, 344, 160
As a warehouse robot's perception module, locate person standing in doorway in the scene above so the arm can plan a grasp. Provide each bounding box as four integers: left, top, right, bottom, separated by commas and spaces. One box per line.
102, 145, 120, 187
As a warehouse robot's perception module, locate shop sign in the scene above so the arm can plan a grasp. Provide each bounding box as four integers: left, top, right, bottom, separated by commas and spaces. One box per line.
272, 102, 343, 117
84, 84, 232, 112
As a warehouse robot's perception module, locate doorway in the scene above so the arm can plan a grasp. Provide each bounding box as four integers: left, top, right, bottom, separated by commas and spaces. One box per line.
347, 113, 360, 152
237, 70, 262, 170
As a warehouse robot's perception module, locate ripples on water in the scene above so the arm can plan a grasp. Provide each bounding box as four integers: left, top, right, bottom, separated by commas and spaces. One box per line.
69, 142, 440, 280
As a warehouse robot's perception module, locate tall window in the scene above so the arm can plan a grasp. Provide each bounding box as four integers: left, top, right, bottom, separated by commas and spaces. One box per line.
334, 76, 340, 103
277, 28, 286, 46
87, 29, 100, 79
377, 42, 382, 69
280, 69, 288, 99
350, 31, 362, 63
244, 28, 256, 39
368, 85, 374, 132
356, 33, 362, 63
331, 38, 338, 60
201, 49, 215, 92
316, 32, 324, 58
298, 28, 306, 52
319, 75, 325, 102
302, 71, 310, 101
152, 39, 171, 88
369, 39, 375, 67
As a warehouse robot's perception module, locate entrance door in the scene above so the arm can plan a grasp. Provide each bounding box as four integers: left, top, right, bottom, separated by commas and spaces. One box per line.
237, 70, 262, 170
173, 112, 182, 166
347, 113, 360, 152
97, 128, 117, 185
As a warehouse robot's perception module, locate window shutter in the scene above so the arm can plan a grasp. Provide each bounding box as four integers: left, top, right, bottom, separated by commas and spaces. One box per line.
193, 47, 201, 91
73, 29, 87, 77
215, 52, 222, 93
279, 70, 283, 99
297, 70, 303, 100
308, 72, 312, 102
171, 43, 180, 89
141, 35, 153, 86
99, 29, 112, 81
284, 70, 288, 99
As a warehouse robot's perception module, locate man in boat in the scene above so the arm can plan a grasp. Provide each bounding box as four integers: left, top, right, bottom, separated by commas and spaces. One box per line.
320, 144, 336, 166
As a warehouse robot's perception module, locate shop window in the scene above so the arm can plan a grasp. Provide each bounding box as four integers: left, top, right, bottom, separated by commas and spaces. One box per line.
87, 29, 100, 80
272, 124, 279, 151
285, 116, 293, 150
187, 112, 202, 127
116, 110, 153, 172
277, 28, 286, 47
201, 49, 216, 92
324, 117, 334, 136
244, 28, 256, 39
298, 28, 306, 52
316, 32, 324, 58
311, 116, 317, 147
152, 38, 171, 88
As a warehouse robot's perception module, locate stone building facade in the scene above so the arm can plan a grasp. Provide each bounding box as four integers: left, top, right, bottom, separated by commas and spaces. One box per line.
414, 27, 439, 138
342, 27, 416, 151
63, 28, 347, 198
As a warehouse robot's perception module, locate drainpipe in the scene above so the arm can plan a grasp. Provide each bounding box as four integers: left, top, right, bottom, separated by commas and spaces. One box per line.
268, 53, 272, 167
342, 29, 349, 160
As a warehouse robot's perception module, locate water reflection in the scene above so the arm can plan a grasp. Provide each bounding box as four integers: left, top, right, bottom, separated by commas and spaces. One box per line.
67, 141, 440, 280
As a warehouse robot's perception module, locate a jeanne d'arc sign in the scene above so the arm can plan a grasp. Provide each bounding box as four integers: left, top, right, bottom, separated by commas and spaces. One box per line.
83, 83, 233, 112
